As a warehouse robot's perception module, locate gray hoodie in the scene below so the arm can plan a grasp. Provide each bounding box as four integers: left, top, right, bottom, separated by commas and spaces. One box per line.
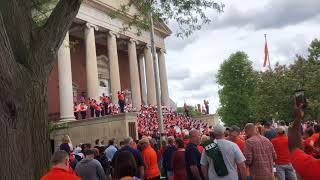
75, 158, 106, 180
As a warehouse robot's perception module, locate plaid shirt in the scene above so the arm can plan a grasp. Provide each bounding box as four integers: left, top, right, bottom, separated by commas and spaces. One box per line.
244, 135, 276, 180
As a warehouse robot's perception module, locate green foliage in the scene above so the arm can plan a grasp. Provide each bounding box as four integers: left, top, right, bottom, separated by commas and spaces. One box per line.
115, 0, 224, 37
217, 51, 256, 127
32, 0, 58, 27
218, 39, 320, 125
48, 122, 68, 133
308, 38, 320, 61
252, 64, 295, 122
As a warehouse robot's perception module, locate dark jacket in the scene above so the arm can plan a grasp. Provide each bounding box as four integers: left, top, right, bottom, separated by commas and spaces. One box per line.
163, 145, 177, 171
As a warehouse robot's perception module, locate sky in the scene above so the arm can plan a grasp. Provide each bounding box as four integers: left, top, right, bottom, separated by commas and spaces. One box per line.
164, 0, 320, 114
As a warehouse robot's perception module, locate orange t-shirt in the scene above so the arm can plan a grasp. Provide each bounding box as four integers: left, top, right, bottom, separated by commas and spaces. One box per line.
234, 138, 245, 153
41, 167, 80, 180
142, 145, 161, 179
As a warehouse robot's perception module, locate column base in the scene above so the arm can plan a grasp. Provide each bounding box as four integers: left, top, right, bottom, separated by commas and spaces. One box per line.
59, 116, 76, 122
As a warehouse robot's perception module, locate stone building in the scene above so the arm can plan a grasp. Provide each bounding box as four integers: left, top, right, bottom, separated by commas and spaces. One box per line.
48, 0, 171, 121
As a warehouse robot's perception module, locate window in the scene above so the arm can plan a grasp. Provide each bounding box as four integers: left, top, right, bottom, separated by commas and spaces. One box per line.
72, 82, 78, 97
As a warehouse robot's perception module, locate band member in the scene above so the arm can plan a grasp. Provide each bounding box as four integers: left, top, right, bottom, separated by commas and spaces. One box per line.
92, 100, 101, 117
104, 96, 111, 115
80, 102, 88, 119
204, 99, 209, 114
184, 103, 189, 117
99, 102, 105, 116
118, 91, 125, 113
73, 103, 79, 120
89, 98, 95, 118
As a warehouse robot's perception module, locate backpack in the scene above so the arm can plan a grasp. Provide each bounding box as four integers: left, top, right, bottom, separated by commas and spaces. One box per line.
202, 140, 229, 177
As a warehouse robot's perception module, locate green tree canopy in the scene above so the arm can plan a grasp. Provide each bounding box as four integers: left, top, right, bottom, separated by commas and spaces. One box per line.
0, 0, 225, 178
217, 51, 256, 127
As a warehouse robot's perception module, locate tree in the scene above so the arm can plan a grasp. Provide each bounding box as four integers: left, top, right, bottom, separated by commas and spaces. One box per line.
308, 38, 320, 61
252, 39, 320, 122
0, 0, 224, 179
252, 64, 295, 122
217, 51, 256, 127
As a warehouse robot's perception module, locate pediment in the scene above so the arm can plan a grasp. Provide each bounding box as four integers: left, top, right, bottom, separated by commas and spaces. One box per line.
88, 0, 172, 37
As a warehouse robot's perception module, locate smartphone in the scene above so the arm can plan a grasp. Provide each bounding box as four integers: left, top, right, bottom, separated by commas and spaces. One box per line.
294, 89, 307, 109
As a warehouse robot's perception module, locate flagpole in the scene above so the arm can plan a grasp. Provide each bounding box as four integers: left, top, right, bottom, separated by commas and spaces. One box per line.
264, 34, 272, 71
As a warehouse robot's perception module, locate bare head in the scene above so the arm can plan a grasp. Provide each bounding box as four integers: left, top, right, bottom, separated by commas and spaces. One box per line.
139, 138, 150, 149
50, 150, 69, 170
189, 129, 201, 145
244, 123, 256, 138
123, 137, 135, 147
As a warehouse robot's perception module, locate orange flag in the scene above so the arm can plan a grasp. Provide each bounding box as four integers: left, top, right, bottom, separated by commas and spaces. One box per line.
263, 34, 269, 67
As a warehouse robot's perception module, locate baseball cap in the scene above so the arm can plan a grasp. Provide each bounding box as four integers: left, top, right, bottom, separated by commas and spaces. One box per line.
213, 124, 226, 135
229, 125, 241, 133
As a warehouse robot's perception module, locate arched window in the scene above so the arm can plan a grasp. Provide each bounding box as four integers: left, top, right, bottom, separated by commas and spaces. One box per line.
72, 82, 78, 97
99, 79, 110, 96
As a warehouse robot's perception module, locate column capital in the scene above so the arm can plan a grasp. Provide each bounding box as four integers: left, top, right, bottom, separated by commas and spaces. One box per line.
129, 38, 139, 45
145, 44, 151, 49
159, 48, 166, 54
85, 23, 99, 31
108, 31, 120, 38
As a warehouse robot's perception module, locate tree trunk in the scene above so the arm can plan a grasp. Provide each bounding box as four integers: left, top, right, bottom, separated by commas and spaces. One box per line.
0, 0, 82, 178
0, 67, 51, 179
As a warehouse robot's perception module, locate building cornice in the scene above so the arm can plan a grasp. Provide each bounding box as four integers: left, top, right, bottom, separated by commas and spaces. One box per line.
87, 0, 172, 37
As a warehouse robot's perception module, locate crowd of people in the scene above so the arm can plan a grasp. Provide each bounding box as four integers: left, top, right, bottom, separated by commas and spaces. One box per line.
73, 91, 131, 120
137, 105, 210, 138
42, 100, 320, 180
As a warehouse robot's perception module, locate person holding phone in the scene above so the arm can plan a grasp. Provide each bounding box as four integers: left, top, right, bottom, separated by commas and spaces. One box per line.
288, 96, 320, 180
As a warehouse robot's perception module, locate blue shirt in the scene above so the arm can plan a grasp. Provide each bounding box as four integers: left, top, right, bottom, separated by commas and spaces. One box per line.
185, 143, 204, 180
105, 145, 117, 161
265, 128, 277, 140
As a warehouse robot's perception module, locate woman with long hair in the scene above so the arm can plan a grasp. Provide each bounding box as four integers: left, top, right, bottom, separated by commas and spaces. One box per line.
113, 151, 139, 180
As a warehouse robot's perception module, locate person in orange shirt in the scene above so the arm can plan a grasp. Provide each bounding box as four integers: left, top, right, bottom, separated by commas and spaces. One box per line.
139, 138, 161, 180
303, 127, 314, 155
41, 150, 81, 180
310, 124, 320, 158
79, 102, 87, 119
203, 100, 209, 114
73, 103, 79, 120
118, 91, 126, 113
271, 126, 297, 180
228, 125, 248, 177
288, 102, 320, 180
228, 125, 245, 152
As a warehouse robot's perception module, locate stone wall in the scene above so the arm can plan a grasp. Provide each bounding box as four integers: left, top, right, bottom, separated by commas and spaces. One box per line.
194, 114, 219, 127
50, 113, 138, 151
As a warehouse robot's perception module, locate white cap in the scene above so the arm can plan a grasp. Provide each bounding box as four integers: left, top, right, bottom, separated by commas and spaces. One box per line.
213, 124, 226, 135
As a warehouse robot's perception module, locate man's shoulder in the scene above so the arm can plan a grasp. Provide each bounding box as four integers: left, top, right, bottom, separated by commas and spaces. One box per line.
218, 139, 236, 146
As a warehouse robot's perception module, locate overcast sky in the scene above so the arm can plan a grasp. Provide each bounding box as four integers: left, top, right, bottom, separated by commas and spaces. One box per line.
164, 0, 320, 114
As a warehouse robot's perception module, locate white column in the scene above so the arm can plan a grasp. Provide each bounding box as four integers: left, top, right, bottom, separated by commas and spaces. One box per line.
84, 23, 99, 100
139, 54, 147, 105
158, 49, 170, 107
128, 39, 142, 111
58, 32, 75, 121
144, 44, 157, 105
107, 31, 121, 104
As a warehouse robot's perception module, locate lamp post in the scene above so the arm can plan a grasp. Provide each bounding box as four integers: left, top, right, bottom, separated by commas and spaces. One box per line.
149, 6, 165, 140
